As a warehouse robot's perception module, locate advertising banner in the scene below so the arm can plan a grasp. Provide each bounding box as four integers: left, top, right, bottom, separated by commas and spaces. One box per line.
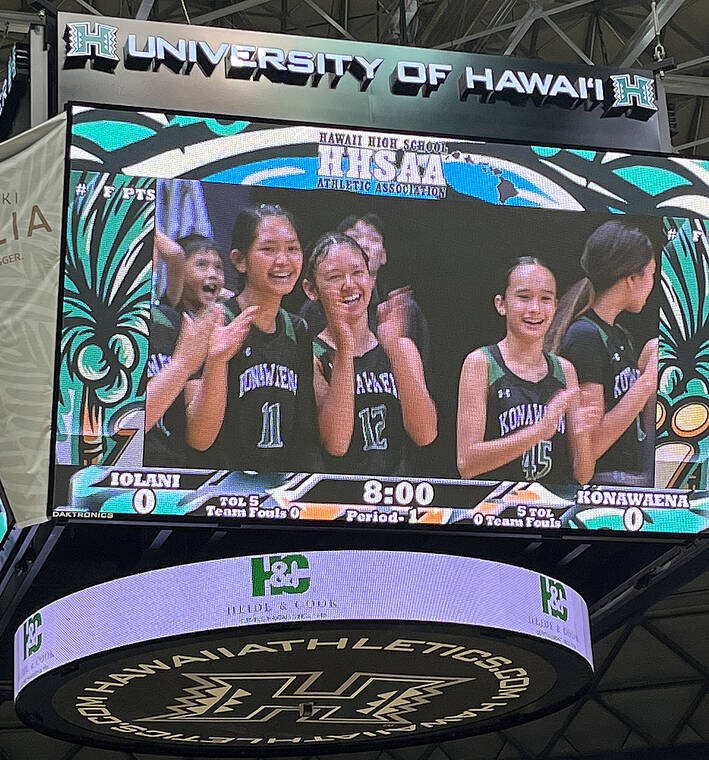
0, 113, 66, 526
15, 551, 592, 753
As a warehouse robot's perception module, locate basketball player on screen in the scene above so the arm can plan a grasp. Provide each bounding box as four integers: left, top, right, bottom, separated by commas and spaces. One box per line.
145, 236, 227, 466
302, 232, 437, 475
545, 221, 658, 486
299, 213, 431, 370
457, 257, 599, 485
184, 204, 316, 472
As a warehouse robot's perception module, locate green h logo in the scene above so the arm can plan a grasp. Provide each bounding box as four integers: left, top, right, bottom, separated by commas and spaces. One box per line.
251, 555, 310, 597
610, 74, 657, 111
540, 576, 568, 621
22, 613, 42, 660
66, 22, 119, 61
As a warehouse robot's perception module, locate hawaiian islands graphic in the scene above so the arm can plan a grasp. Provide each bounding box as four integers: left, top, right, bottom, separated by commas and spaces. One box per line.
447, 151, 519, 204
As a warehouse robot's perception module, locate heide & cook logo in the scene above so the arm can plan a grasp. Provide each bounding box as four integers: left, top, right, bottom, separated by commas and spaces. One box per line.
251, 554, 310, 596
22, 612, 43, 660
540, 576, 568, 621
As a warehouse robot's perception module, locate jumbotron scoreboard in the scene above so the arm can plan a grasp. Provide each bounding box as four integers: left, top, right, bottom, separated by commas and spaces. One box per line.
52, 105, 709, 538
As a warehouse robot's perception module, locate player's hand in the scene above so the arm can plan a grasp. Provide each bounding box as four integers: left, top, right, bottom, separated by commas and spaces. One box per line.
322, 298, 356, 355
639, 338, 659, 375
208, 305, 259, 363
539, 387, 577, 440
377, 287, 411, 351
172, 311, 215, 376
570, 386, 603, 436
638, 338, 659, 399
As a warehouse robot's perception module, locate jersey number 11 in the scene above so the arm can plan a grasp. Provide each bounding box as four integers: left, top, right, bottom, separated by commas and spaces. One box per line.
258, 402, 284, 448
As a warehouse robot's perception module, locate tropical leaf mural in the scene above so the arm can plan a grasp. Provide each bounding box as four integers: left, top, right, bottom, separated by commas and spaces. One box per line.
57, 171, 153, 465
655, 217, 709, 488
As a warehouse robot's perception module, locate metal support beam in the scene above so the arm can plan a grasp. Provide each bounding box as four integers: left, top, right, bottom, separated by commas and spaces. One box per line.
674, 135, 709, 151
192, 0, 271, 26
584, 11, 597, 61
29, 22, 48, 127
543, 14, 594, 64
674, 55, 709, 72
418, 0, 451, 46
435, 0, 598, 50
135, 0, 156, 21
302, 0, 356, 40
663, 75, 709, 98
73, 0, 103, 14
0, 10, 46, 34
689, 97, 704, 155
503, 2, 541, 56
612, 0, 688, 67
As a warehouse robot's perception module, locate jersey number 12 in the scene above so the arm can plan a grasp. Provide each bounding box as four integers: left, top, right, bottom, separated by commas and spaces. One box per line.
359, 405, 388, 451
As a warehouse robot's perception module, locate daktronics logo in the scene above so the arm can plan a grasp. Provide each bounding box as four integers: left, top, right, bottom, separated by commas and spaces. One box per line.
22, 612, 42, 660
251, 554, 310, 597
540, 576, 568, 621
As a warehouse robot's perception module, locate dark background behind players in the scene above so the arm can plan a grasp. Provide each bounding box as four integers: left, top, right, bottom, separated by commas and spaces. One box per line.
174, 181, 662, 479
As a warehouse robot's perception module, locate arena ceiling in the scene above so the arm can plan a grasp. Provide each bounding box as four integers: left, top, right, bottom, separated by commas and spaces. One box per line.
0, 0, 708, 152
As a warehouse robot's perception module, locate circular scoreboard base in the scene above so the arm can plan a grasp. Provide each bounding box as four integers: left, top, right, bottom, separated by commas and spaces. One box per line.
15, 551, 593, 755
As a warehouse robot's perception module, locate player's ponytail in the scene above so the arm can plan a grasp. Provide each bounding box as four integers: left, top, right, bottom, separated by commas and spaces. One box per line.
545, 221, 654, 353
544, 278, 594, 353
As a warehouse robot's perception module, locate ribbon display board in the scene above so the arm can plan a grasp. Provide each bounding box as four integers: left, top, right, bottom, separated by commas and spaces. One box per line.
15, 550, 592, 754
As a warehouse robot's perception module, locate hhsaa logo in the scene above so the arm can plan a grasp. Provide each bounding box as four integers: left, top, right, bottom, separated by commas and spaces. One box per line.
317, 131, 448, 198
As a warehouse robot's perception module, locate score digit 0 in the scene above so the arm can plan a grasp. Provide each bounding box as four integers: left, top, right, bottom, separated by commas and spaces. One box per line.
363, 480, 434, 507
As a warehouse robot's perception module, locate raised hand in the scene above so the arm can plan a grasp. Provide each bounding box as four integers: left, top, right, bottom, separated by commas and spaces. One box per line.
638, 337, 659, 376
172, 310, 215, 376
377, 287, 412, 351
571, 385, 603, 436
208, 305, 260, 363
322, 298, 356, 354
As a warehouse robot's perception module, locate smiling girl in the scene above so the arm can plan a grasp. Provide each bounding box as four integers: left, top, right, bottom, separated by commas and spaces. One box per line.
457, 257, 599, 484
185, 204, 316, 471
302, 232, 437, 475
176, 236, 227, 316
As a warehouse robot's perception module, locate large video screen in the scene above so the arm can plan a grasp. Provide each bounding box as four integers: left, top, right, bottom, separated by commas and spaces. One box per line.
52, 105, 709, 536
